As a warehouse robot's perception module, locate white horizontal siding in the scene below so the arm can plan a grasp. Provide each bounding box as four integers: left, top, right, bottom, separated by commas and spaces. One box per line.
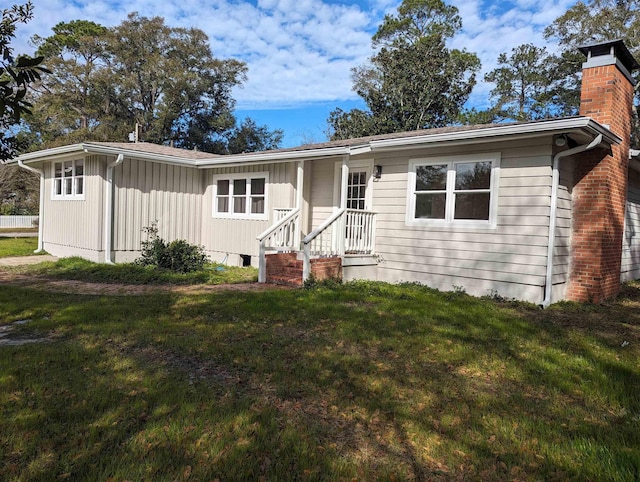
370, 139, 555, 303
548, 156, 574, 301
621, 176, 640, 281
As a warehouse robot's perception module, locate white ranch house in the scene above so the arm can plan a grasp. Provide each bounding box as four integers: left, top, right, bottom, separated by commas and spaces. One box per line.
9, 40, 640, 305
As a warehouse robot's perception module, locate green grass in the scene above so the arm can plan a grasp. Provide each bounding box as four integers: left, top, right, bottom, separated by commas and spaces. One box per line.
0, 281, 639, 480
15, 256, 258, 285
0, 236, 41, 258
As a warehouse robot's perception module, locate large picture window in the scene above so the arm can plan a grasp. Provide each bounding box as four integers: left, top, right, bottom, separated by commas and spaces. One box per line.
407, 153, 499, 227
212, 172, 268, 219
52, 159, 84, 200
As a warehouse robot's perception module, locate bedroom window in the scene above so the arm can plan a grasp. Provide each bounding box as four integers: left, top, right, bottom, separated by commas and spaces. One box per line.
53, 159, 84, 200
213, 172, 268, 219
407, 153, 499, 228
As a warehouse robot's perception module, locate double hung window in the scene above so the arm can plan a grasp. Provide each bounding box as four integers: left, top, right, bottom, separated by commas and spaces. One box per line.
53, 159, 84, 200
407, 153, 499, 227
213, 173, 268, 219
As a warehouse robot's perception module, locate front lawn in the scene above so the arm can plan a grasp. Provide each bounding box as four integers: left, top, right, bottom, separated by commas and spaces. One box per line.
0, 236, 40, 258
13, 256, 258, 285
0, 282, 638, 480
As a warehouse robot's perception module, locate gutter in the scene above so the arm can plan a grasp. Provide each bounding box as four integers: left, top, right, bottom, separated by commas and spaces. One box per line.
17, 160, 45, 253
104, 154, 124, 264
541, 134, 603, 308
369, 118, 619, 151
194, 145, 354, 167
83, 144, 200, 167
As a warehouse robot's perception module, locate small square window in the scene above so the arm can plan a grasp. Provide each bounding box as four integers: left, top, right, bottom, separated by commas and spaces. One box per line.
52, 159, 85, 200
213, 172, 268, 219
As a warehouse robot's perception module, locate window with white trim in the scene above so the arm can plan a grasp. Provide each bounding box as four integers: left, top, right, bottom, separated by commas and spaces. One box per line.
407, 153, 499, 227
212, 172, 268, 219
53, 159, 85, 200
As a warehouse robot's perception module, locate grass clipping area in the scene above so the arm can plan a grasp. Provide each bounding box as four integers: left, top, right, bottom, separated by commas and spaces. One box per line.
0, 281, 638, 480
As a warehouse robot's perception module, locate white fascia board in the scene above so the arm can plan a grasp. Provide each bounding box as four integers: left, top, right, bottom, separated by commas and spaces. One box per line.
13, 143, 201, 167
81, 144, 199, 167
10, 144, 85, 164
368, 118, 621, 151
349, 145, 372, 156
194, 146, 352, 167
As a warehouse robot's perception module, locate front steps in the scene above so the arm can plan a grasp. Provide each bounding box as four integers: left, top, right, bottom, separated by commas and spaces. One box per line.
265, 252, 304, 286
265, 252, 343, 287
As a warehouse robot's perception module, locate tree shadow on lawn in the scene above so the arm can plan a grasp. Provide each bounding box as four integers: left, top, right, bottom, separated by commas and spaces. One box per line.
158, 284, 640, 480
1, 283, 639, 480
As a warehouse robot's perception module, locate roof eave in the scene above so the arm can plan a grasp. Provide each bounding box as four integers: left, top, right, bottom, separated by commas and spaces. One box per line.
11, 142, 201, 167
193, 145, 355, 167
9, 118, 620, 167
9, 143, 85, 164
368, 118, 621, 152
81, 143, 199, 167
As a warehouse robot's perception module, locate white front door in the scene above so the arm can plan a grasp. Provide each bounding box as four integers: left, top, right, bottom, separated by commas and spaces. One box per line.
334, 160, 373, 211
347, 170, 369, 210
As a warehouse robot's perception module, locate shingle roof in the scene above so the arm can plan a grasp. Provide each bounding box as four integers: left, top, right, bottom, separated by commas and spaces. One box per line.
261, 122, 520, 154
89, 142, 218, 160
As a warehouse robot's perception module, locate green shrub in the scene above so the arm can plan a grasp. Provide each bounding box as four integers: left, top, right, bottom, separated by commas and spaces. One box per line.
136, 222, 209, 273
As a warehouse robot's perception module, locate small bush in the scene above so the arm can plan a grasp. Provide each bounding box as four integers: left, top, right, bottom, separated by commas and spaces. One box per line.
136, 222, 209, 273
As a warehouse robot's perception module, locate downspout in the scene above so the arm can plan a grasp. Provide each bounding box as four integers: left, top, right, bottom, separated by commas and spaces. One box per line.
104, 154, 124, 264
542, 134, 603, 308
17, 160, 45, 253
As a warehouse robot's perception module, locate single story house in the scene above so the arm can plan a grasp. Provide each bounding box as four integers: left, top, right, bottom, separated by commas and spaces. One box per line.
9, 40, 640, 305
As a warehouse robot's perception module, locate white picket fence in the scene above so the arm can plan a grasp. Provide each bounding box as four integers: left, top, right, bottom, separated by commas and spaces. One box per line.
0, 215, 39, 229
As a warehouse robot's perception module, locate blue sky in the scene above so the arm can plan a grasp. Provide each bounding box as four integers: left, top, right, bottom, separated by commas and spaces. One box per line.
14, 0, 577, 147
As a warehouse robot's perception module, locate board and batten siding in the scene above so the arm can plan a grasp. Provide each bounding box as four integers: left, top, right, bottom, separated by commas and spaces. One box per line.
309, 159, 337, 230
111, 158, 204, 261
41, 154, 105, 261
200, 162, 295, 265
621, 171, 640, 281
366, 138, 557, 303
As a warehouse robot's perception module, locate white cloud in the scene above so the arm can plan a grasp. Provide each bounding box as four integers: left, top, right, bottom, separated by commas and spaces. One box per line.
12, 0, 581, 111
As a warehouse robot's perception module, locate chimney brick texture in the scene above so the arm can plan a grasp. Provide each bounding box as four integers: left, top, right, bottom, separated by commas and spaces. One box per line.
567, 64, 634, 302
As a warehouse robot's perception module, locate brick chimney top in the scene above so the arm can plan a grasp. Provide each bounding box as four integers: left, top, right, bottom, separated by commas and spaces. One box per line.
579, 39, 640, 84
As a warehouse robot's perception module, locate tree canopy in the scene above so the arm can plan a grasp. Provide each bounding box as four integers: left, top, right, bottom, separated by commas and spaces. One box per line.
483, 44, 556, 121
26, 13, 281, 154
0, 1, 48, 162
543, 0, 640, 140
328, 0, 480, 140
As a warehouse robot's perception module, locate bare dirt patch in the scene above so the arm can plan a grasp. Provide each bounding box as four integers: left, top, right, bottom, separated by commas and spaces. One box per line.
0, 270, 292, 296
0, 319, 51, 347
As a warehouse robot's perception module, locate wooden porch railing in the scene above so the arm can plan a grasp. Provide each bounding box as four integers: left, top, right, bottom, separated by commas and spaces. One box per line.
257, 208, 300, 283
345, 209, 377, 254
273, 208, 294, 221
302, 208, 376, 281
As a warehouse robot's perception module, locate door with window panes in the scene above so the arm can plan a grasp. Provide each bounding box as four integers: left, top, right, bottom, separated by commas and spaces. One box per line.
346, 170, 369, 210
345, 166, 371, 253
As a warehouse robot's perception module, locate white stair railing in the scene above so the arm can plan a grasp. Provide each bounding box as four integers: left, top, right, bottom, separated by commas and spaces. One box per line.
257, 208, 300, 283
301, 208, 376, 281
345, 209, 376, 254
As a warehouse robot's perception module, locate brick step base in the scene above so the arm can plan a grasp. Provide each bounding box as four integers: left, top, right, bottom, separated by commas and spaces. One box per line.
265, 252, 342, 287
268, 275, 304, 287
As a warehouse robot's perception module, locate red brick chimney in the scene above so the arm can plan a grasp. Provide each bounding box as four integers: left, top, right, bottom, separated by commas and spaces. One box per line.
567, 40, 639, 302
